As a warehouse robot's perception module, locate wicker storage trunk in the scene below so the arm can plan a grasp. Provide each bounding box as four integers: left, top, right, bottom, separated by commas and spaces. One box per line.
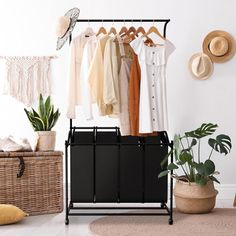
0, 151, 63, 215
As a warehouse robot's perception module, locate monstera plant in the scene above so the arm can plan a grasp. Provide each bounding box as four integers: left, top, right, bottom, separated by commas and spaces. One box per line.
24, 94, 60, 151
158, 123, 232, 213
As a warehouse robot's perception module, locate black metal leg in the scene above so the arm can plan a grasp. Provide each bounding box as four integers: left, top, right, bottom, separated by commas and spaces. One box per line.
169, 140, 174, 225
65, 141, 69, 225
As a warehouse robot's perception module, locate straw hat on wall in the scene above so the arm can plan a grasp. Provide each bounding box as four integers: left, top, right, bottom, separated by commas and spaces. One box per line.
189, 53, 213, 80
202, 30, 236, 63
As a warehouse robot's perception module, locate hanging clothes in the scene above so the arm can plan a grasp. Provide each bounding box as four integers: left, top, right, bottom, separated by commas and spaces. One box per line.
103, 36, 121, 117
79, 35, 100, 120
117, 38, 133, 136
130, 37, 175, 133
87, 35, 113, 116
2, 56, 53, 106
128, 50, 159, 137
129, 52, 141, 136
67, 32, 95, 119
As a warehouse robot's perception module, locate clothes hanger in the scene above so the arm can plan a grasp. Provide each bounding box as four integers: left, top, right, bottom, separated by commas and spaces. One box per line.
125, 26, 137, 36
143, 20, 165, 40
119, 21, 128, 35
108, 21, 117, 35
84, 20, 95, 37
135, 20, 146, 36
96, 20, 107, 36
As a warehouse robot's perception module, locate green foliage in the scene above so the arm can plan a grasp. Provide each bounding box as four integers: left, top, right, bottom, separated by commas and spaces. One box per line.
158, 123, 232, 186
24, 94, 60, 131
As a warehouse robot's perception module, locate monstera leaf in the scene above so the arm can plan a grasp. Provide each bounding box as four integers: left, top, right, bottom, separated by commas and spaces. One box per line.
208, 135, 232, 155
185, 123, 218, 139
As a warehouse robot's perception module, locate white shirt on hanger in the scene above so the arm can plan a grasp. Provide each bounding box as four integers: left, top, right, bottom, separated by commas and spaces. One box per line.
130, 37, 175, 133
79, 34, 100, 120
67, 32, 95, 119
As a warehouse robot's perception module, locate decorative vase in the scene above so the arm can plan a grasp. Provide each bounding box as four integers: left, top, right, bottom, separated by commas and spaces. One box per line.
174, 180, 218, 214
36, 131, 56, 151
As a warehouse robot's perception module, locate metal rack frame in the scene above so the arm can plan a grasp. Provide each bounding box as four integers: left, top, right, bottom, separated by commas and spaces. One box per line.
65, 18, 173, 225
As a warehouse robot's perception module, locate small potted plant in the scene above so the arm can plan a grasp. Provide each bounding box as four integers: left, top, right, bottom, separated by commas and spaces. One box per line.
24, 94, 60, 151
158, 123, 232, 213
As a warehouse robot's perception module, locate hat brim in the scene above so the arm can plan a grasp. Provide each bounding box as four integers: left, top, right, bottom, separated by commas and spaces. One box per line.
202, 30, 236, 63
188, 53, 214, 80
56, 8, 80, 50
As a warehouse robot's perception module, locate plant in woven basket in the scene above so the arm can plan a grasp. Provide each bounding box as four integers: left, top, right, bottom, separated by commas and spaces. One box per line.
24, 94, 60, 151
158, 123, 232, 186
24, 94, 60, 131
158, 123, 232, 214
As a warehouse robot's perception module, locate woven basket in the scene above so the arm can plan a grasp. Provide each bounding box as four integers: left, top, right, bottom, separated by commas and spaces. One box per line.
0, 151, 63, 215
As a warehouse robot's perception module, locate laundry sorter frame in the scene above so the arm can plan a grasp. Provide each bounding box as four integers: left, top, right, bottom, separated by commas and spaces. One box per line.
65, 18, 174, 225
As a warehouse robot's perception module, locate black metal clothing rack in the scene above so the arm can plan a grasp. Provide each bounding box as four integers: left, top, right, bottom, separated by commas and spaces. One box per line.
65, 18, 173, 225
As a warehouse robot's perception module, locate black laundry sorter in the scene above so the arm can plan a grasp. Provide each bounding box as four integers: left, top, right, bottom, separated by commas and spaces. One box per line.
65, 127, 174, 225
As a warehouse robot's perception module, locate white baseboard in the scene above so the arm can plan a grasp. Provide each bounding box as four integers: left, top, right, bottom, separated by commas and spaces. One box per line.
215, 184, 236, 200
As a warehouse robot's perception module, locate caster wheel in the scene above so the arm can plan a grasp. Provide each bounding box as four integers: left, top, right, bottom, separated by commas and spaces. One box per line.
65, 219, 69, 225
69, 203, 73, 208
168, 219, 173, 225
161, 203, 165, 208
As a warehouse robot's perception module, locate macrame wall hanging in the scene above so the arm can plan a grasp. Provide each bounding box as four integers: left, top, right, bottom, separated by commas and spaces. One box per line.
0, 56, 56, 106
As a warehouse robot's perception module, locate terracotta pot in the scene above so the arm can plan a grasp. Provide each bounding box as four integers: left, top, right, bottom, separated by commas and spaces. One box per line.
36, 131, 56, 151
174, 180, 218, 214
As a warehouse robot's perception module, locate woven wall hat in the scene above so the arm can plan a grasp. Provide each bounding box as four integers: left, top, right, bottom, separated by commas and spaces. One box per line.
56, 8, 80, 50
202, 30, 236, 63
189, 53, 213, 80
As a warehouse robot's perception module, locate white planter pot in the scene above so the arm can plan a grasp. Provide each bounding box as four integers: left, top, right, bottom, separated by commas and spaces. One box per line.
36, 131, 56, 151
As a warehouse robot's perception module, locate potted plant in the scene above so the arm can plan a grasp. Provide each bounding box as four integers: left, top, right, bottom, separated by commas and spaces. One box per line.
158, 123, 232, 213
24, 94, 60, 151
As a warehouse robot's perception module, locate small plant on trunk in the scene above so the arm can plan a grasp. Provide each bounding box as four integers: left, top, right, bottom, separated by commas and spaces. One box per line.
24, 94, 60, 131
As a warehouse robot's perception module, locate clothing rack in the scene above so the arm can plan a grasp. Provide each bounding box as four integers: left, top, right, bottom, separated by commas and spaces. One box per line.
65, 18, 173, 225
69, 18, 170, 131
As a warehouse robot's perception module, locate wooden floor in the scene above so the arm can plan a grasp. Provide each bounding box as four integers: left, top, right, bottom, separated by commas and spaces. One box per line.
0, 200, 234, 236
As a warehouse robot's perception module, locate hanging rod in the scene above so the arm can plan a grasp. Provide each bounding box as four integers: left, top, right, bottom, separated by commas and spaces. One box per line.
76, 19, 170, 22
75, 19, 170, 40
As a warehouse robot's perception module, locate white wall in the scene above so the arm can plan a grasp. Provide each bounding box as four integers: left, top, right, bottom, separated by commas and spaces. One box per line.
0, 0, 236, 186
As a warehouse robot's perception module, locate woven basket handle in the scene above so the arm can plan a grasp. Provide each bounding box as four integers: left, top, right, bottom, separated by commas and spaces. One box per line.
17, 157, 25, 178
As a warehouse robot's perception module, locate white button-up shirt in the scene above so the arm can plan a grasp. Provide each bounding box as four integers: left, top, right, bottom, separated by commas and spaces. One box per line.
130, 37, 175, 133
79, 35, 100, 120
67, 33, 94, 119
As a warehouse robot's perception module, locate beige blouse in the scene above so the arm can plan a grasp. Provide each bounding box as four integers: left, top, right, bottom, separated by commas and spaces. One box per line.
103, 36, 120, 116
88, 35, 113, 116
66, 33, 94, 119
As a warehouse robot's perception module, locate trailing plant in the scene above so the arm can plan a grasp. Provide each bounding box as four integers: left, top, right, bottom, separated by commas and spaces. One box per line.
158, 123, 232, 186
24, 94, 60, 131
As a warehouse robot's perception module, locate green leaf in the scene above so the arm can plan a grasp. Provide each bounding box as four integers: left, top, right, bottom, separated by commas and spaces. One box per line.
196, 162, 205, 175
32, 108, 40, 118
191, 138, 197, 147
204, 160, 215, 175
160, 150, 172, 169
167, 163, 179, 171
185, 123, 218, 139
45, 96, 51, 117
179, 152, 193, 164
33, 117, 45, 130
38, 94, 45, 119
196, 175, 207, 186
158, 170, 169, 178
173, 134, 181, 161
48, 109, 60, 130
208, 134, 232, 155
209, 176, 220, 184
